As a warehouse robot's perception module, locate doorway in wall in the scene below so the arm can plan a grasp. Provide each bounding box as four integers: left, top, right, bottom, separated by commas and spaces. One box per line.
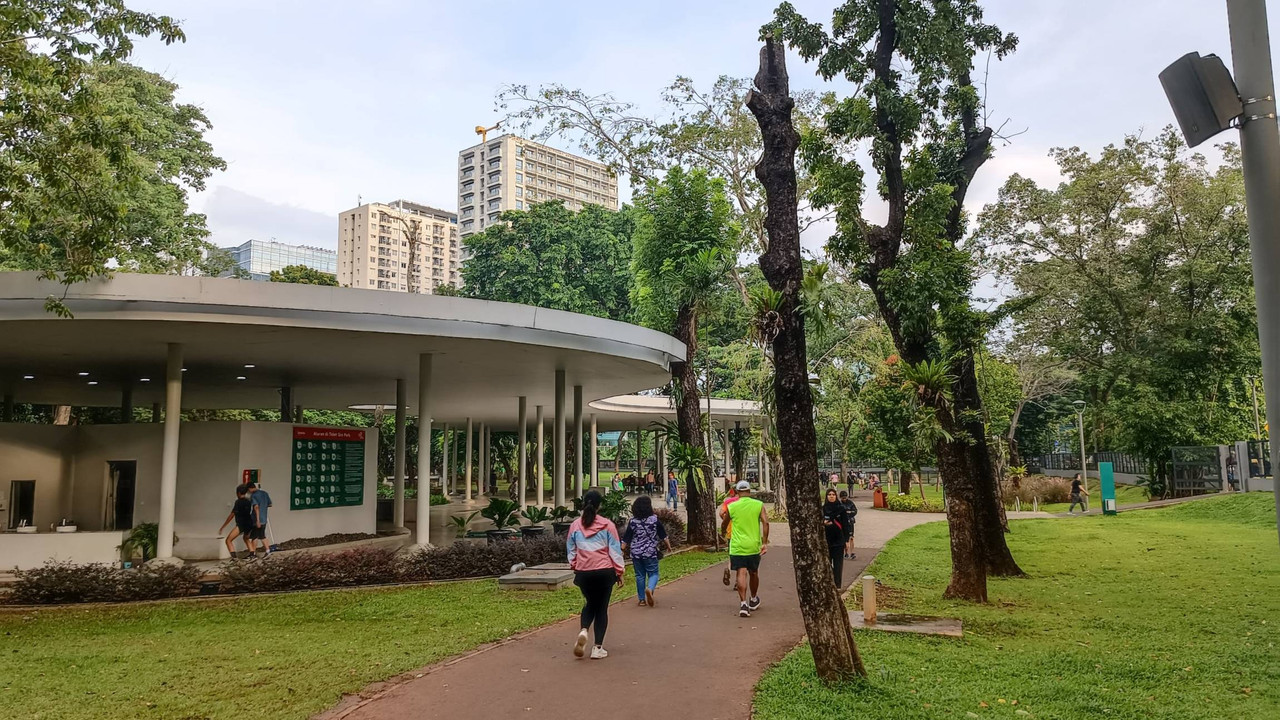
104, 461, 137, 530
8, 480, 35, 529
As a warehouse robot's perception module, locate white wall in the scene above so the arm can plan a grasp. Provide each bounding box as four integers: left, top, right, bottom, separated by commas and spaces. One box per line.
2, 530, 125, 571
71, 423, 164, 531
0, 424, 74, 530
237, 422, 377, 544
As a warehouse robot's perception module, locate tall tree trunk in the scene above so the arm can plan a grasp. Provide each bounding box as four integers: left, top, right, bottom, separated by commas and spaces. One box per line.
674, 304, 715, 545
899, 468, 911, 495
748, 38, 864, 681
954, 353, 1023, 576
933, 430, 988, 602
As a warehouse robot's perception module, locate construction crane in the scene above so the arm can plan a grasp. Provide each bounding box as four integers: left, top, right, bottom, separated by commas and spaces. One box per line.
475, 122, 502, 143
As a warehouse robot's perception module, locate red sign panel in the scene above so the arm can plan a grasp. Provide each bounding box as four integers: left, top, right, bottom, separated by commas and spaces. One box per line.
293, 426, 366, 442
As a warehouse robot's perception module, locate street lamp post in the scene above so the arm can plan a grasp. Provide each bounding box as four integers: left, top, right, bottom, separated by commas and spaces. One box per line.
1249, 374, 1263, 440
1073, 400, 1088, 508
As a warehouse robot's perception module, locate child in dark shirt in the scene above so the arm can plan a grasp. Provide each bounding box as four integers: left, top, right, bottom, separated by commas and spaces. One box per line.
219, 484, 257, 559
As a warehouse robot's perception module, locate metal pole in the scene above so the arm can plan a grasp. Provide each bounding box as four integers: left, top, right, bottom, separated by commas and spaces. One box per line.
1228, 0, 1280, 544
1250, 375, 1263, 439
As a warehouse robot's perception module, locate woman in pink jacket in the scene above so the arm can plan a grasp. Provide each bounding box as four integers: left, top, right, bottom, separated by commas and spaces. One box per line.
566, 490, 624, 659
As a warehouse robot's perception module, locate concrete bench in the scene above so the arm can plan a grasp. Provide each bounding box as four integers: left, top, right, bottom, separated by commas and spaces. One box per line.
498, 562, 575, 590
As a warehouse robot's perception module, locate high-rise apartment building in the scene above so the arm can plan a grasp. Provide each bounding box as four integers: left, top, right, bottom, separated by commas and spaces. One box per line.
337, 201, 459, 293
456, 134, 619, 239
223, 239, 336, 281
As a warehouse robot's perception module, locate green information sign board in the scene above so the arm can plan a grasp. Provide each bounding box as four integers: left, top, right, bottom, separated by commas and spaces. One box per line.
290, 427, 365, 510
1099, 461, 1118, 516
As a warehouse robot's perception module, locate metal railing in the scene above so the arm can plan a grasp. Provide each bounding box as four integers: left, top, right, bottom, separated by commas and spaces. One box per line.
1028, 451, 1144, 475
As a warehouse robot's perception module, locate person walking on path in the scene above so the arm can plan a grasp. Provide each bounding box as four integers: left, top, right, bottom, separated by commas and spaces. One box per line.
1069, 473, 1089, 515
839, 490, 857, 559
218, 484, 256, 559
665, 470, 679, 510
720, 480, 769, 617
719, 485, 740, 586
246, 481, 273, 556
621, 495, 672, 607
822, 489, 850, 588
566, 490, 624, 659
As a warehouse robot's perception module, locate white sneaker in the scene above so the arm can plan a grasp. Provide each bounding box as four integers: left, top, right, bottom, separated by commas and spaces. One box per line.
573, 629, 589, 658
590, 645, 608, 659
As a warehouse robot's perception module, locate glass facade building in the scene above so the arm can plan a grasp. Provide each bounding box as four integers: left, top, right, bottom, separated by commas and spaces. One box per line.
224, 240, 337, 281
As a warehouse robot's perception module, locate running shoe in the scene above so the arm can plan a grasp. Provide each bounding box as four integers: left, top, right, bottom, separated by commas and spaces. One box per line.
739, 602, 751, 617
590, 646, 608, 659
748, 596, 761, 611
573, 628, 589, 658
723, 567, 731, 586
645, 587, 654, 607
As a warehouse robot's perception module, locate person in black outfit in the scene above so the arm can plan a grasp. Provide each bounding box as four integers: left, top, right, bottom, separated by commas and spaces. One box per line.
822, 489, 851, 588
839, 490, 858, 559
218, 484, 256, 559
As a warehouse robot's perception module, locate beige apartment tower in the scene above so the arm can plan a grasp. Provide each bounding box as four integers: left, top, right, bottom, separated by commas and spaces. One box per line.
338, 201, 459, 293
457, 134, 619, 239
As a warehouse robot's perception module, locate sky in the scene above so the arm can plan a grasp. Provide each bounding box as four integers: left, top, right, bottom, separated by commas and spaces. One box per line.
128, 0, 1261, 261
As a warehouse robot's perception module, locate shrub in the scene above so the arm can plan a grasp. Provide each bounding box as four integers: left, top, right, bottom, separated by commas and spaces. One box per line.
9, 561, 200, 604
397, 535, 566, 582
220, 547, 399, 593
884, 493, 943, 513
655, 508, 686, 547
1002, 474, 1072, 507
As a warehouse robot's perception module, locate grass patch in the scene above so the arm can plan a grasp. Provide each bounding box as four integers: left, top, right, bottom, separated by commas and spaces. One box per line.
0, 550, 724, 720
755, 493, 1280, 720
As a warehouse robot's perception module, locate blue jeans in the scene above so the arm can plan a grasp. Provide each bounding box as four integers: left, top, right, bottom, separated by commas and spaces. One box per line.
633, 556, 660, 597
666, 492, 678, 510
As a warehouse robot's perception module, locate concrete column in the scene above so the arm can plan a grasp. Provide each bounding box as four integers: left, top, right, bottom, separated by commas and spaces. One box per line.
635, 426, 642, 477
464, 417, 473, 501
762, 424, 771, 490
156, 343, 183, 560
415, 354, 432, 547
445, 424, 453, 495
279, 386, 292, 422
2, 393, 13, 423
394, 379, 407, 528
518, 397, 528, 508
120, 380, 133, 423
723, 427, 730, 482
536, 405, 546, 506
554, 369, 566, 508
573, 385, 583, 497
734, 421, 742, 481
151, 402, 161, 423
479, 422, 488, 499
590, 414, 598, 488
294, 405, 303, 424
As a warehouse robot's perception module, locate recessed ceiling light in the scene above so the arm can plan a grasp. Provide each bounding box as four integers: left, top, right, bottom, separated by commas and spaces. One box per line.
140, 378, 150, 382
181, 368, 188, 372
87, 381, 98, 386
78, 372, 89, 377
244, 364, 256, 369
22, 375, 34, 380
236, 376, 247, 381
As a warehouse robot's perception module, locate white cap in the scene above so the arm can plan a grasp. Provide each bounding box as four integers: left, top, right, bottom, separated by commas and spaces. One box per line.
736, 480, 751, 491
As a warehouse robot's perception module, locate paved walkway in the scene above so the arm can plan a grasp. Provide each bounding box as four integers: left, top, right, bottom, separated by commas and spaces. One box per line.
319, 505, 1043, 720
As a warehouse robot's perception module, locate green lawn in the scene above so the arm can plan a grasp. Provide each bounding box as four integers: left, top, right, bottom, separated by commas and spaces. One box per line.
0, 550, 725, 720
755, 493, 1279, 720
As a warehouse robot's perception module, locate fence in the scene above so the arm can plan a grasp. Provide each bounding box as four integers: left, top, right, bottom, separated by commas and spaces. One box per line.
1246, 439, 1272, 478
1028, 451, 1144, 476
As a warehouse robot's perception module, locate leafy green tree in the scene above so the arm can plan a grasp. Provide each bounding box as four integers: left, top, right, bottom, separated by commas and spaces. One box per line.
979, 129, 1258, 482
0, 3, 211, 311
460, 201, 634, 321
269, 264, 338, 286
631, 167, 738, 544
769, 0, 1023, 601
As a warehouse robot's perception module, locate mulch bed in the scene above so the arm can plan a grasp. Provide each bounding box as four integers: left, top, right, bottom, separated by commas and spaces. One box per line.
275, 531, 400, 551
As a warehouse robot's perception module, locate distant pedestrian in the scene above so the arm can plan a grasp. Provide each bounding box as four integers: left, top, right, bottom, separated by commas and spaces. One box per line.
622, 495, 672, 607
839, 490, 857, 559
822, 489, 850, 588
666, 470, 679, 510
567, 490, 624, 659
720, 485, 740, 587
246, 482, 273, 556
645, 469, 655, 495
720, 480, 769, 617
1068, 473, 1089, 514
218, 484, 256, 559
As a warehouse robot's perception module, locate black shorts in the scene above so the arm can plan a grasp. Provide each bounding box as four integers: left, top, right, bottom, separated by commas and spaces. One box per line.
248, 526, 267, 540
730, 554, 761, 572
235, 524, 253, 537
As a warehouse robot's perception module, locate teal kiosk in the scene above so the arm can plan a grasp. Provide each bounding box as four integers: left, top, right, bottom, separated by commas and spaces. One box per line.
1098, 461, 1118, 515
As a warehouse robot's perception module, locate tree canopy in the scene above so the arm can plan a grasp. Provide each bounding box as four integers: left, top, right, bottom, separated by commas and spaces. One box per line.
459, 201, 635, 321
269, 264, 338, 286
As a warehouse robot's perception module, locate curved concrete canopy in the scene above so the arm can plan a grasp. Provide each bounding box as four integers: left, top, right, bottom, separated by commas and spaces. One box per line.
588, 394, 764, 431
0, 273, 685, 427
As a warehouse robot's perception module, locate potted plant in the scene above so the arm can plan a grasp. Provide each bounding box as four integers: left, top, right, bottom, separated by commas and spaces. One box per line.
117, 523, 176, 566
519, 505, 550, 539
480, 498, 521, 542
448, 511, 480, 537
599, 490, 630, 526
550, 505, 578, 535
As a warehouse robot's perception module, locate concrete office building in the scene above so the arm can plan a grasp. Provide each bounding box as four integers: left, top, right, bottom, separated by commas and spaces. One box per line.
338, 201, 459, 294
457, 134, 619, 239
224, 239, 337, 281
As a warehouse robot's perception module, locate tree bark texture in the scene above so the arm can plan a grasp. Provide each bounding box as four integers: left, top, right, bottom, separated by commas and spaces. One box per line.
748, 38, 865, 681
674, 304, 716, 545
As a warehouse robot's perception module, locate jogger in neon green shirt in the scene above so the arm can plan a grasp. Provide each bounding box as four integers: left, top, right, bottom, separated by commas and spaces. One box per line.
720, 480, 769, 617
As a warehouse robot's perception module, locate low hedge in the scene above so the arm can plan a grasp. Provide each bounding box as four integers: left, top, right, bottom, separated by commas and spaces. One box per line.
220, 547, 401, 593
884, 493, 944, 513
655, 508, 686, 547
8, 562, 201, 604
397, 536, 566, 582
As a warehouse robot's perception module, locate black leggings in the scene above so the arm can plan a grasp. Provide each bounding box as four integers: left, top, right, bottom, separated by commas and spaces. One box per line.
575, 569, 616, 645
829, 545, 845, 588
